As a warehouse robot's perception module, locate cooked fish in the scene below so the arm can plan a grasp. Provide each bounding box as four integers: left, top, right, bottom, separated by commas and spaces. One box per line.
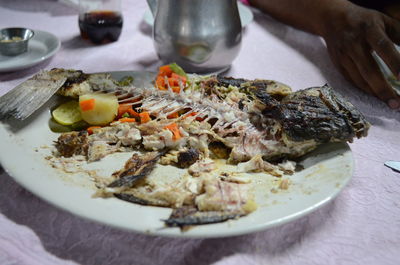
164, 206, 243, 228
176, 148, 200, 168
54, 131, 89, 157
53, 69, 369, 167
46, 69, 370, 229
55, 123, 141, 161
114, 193, 165, 206
107, 152, 161, 189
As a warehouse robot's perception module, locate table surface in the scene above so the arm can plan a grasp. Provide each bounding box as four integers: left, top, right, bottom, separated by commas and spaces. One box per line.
1, 1, 399, 265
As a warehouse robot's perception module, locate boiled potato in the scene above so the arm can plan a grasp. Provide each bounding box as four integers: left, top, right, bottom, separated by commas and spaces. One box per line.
79, 93, 118, 125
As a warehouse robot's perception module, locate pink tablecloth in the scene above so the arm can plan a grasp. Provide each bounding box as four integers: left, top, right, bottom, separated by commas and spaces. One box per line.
1, 1, 399, 264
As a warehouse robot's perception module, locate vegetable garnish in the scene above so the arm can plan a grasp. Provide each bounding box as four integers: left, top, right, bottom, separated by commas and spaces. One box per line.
128, 109, 140, 118
171, 73, 187, 83
52, 101, 83, 126
167, 112, 179, 119
158, 64, 173, 77
87, 126, 102, 135
156, 76, 167, 90
80, 98, 96, 112
79, 93, 119, 126
118, 104, 132, 117
113, 76, 134, 87
164, 123, 182, 140
169, 63, 188, 79
139, 112, 151, 123
184, 112, 205, 121
171, 86, 181, 93
118, 104, 139, 118
119, 117, 136, 123
156, 63, 188, 92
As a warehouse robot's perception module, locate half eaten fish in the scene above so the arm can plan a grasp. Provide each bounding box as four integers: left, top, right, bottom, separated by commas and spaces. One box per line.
45, 68, 369, 229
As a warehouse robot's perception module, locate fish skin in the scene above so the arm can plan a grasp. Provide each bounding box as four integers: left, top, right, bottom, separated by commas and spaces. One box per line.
255, 84, 370, 143
54, 131, 89, 157
176, 148, 200, 168
213, 76, 369, 144
114, 193, 157, 206
163, 206, 243, 227
107, 152, 162, 188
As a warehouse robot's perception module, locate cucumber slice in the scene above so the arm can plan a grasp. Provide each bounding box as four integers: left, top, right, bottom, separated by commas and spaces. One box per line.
52, 101, 82, 126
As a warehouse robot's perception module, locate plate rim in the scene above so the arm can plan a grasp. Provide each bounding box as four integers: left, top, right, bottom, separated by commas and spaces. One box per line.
0, 30, 61, 72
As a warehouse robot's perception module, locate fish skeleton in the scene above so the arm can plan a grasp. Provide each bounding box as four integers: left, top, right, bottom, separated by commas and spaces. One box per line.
52, 69, 369, 164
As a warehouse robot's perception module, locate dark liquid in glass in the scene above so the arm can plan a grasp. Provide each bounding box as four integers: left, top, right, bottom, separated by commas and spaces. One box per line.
79, 11, 123, 44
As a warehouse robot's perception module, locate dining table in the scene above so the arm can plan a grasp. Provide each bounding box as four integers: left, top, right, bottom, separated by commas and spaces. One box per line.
1, 0, 399, 264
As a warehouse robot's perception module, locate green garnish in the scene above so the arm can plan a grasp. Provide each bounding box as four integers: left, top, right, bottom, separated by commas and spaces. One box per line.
169, 63, 188, 78
114, 76, 134, 87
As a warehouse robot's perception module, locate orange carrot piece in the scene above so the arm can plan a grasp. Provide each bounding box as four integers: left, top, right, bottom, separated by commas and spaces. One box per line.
139, 112, 151, 123
119, 117, 136, 123
156, 76, 167, 90
128, 108, 140, 118
184, 112, 205, 121
87, 126, 101, 135
171, 73, 187, 84
80, 98, 95, 111
118, 104, 132, 117
158, 65, 173, 77
171, 86, 181, 93
167, 112, 179, 119
164, 123, 182, 140
168, 77, 178, 87
184, 112, 197, 118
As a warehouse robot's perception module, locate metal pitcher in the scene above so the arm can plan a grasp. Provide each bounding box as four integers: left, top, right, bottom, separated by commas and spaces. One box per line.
147, 0, 242, 73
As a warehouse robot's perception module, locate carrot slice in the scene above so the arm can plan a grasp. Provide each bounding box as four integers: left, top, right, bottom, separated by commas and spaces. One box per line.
171, 73, 187, 84
167, 77, 178, 87
118, 104, 132, 117
171, 86, 181, 93
184, 112, 205, 121
156, 76, 167, 90
164, 123, 182, 140
184, 112, 197, 118
128, 108, 140, 118
158, 65, 173, 77
139, 112, 151, 123
87, 126, 101, 135
119, 117, 136, 123
167, 112, 179, 119
80, 98, 95, 111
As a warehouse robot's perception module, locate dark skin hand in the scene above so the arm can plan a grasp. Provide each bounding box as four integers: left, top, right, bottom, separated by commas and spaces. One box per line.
250, 0, 400, 109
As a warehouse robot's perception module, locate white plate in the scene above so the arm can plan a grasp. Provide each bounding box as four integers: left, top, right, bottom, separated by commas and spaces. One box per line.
0, 30, 60, 72
143, 2, 254, 27
0, 71, 353, 238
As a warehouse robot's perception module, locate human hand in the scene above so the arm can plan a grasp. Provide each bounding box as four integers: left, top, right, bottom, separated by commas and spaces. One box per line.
320, 2, 400, 109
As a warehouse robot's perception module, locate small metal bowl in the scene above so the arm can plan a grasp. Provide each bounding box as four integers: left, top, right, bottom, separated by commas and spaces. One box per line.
0, 28, 34, 56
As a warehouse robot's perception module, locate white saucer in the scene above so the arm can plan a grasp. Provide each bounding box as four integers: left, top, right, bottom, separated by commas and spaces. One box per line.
143, 2, 254, 27
0, 30, 60, 72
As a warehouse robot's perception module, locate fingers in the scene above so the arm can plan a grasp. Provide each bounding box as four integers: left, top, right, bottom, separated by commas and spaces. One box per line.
327, 44, 374, 95
384, 15, 400, 45
367, 19, 400, 80
349, 43, 400, 108
333, 52, 374, 95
